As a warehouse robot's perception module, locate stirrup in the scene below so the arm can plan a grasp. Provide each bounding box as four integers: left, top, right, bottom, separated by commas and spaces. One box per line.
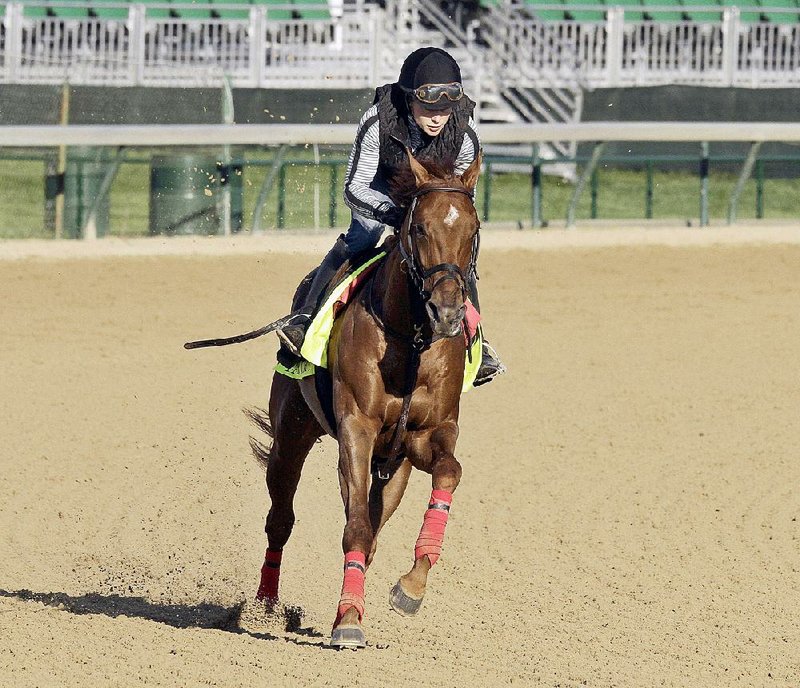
275, 313, 311, 357
474, 341, 506, 387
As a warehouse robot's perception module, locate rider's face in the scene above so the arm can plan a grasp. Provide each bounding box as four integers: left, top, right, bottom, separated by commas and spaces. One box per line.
410, 100, 452, 137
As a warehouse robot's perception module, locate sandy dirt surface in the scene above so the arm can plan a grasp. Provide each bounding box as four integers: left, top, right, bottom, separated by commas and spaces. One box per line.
1, 228, 799, 687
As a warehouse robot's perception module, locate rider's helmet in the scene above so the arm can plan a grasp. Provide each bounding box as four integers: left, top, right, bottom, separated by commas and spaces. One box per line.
397, 47, 464, 111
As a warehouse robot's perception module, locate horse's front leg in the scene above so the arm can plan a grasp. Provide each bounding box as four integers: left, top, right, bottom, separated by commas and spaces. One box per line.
390, 421, 462, 617
330, 410, 380, 650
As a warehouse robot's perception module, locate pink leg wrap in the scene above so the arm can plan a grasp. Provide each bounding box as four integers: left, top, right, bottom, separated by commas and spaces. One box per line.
336, 551, 366, 624
256, 548, 282, 602
414, 489, 453, 567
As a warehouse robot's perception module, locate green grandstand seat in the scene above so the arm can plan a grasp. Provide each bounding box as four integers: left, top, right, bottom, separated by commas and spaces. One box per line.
53, 3, 90, 18
733, 0, 764, 22
22, 4, 50, 17
171, 0, 213, 19
90, 0, 130, 19
254, 0, 295, 20
296, 1, 330, 20
142, 2, 173, 19
759, 0, 800, 24
641, 0, 684, 21
525, 0, 568, 21
565, 0, 606, 21
616, 0, 646, 21
682, 0, 723, 21
210, 0, 251, 19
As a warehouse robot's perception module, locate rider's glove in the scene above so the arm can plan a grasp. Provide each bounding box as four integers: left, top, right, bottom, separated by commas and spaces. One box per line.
376, 202, 406, 229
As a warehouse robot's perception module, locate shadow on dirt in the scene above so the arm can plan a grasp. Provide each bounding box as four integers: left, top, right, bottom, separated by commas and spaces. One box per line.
0, 588, 279, 641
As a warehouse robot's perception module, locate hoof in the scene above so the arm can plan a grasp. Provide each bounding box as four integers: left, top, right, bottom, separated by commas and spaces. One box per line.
330, 624, 366, 650
389, 581, 424, 617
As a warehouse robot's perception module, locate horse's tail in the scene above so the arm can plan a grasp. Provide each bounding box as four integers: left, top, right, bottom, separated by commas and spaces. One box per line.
244, 406, 273, 470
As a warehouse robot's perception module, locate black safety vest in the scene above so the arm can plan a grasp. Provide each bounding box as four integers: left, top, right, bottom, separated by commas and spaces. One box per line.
373, 83, 477, 190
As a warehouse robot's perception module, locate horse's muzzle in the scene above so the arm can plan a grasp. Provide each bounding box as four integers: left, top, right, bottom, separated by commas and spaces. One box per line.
425, 300, 466, 338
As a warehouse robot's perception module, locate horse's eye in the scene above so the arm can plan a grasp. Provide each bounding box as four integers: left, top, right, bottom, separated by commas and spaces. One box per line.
411, 223, 426, 237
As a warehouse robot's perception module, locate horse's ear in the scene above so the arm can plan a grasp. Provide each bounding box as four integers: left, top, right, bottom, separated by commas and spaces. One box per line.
406, 147, 431, 187
460, 150, 483, 193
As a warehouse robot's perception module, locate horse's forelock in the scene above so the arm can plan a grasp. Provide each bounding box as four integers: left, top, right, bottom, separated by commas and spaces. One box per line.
389, 159, 466, 208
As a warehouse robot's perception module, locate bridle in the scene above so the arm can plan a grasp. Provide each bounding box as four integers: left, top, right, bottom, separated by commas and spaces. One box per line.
395, 185, 481, 307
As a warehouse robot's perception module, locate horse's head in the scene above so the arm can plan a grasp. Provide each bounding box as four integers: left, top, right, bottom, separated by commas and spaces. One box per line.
397, 150, 482, 338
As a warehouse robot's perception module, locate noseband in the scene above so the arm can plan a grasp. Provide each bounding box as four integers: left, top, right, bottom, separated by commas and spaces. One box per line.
395, 186, 480, 305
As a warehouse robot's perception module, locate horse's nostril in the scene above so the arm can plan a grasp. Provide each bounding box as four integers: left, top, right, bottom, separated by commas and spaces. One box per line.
426, 301, 439, 322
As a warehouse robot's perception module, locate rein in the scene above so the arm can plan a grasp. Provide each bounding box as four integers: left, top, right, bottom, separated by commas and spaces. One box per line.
373, 184, 479, 481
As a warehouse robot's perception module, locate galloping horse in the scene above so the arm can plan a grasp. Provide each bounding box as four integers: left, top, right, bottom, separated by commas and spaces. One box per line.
250, 150, 483, 649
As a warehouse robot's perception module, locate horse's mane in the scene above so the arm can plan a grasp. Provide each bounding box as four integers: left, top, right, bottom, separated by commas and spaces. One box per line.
389, 159, 465, 208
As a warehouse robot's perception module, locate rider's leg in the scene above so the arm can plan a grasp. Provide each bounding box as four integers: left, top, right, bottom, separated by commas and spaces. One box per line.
466, 273, 506, 386
277, 210, 387, 356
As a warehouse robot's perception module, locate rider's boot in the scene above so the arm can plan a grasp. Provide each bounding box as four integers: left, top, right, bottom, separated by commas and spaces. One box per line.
467, 274, 506, 386
276, 235, 350, 358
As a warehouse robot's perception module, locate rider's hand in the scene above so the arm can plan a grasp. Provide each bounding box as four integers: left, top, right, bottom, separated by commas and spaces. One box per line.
376, 203, 406, 229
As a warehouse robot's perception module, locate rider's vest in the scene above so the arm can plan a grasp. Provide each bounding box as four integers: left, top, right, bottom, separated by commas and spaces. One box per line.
373, 83, 477, 201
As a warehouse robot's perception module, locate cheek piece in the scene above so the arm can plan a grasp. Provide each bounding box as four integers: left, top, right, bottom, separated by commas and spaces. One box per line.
414, 489, 453, 566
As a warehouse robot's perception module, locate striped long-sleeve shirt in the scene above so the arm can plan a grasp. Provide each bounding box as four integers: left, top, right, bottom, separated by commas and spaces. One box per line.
342, 104, 480, 221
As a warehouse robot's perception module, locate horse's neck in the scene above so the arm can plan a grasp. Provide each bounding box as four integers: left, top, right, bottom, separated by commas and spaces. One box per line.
375, 247, 417, 338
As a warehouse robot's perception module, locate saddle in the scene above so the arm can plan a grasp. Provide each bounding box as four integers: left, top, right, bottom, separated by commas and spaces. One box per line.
275, 241, 484, 436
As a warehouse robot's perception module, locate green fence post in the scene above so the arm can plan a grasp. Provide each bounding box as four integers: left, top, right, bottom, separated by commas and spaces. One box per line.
277, 163, 287, 229
590, 168, 599, 219
645, 160, 653, 219
482, 161, 491, 223
329, 164, 339, 227
567, 142, 605, 229
727, 141, 762, 225
756, 160, 764, 219
531, 144, 542, 228
699, 142, 710, 227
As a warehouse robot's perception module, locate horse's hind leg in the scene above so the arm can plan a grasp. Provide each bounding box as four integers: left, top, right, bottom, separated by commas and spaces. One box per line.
250, 373, 323, 603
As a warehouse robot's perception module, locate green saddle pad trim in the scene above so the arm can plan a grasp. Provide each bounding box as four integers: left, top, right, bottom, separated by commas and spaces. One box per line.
274, 359, 315, 380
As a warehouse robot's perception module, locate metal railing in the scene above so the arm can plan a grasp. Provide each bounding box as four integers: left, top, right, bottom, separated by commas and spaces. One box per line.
2, 2, 799, 88
488, 3, 800, 88
0, 1, 380, 87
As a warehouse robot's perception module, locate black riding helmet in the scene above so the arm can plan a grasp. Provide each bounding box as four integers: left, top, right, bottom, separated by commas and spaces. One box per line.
398, 47, 464, 111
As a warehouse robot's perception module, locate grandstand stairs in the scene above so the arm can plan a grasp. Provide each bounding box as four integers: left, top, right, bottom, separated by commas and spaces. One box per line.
380, 0, 581, 177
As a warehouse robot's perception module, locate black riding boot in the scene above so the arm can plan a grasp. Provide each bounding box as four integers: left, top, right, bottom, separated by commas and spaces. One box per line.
467, 274, 506, 386
277, 235, 350, 357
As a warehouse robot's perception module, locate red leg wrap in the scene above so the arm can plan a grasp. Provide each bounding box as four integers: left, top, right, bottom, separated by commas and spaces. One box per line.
414, 489, 453, 567
335, 551, 366, 624
256, 548, 282, 602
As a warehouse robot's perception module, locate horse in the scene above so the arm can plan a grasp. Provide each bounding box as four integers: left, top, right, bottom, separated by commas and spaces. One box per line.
249, 149, 483, 649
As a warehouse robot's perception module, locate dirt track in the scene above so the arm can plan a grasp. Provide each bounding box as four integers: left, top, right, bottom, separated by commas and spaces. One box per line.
1, 229, 799, 687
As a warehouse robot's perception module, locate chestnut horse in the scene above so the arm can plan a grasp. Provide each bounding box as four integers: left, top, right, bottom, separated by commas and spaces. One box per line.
251, 151, 482, 649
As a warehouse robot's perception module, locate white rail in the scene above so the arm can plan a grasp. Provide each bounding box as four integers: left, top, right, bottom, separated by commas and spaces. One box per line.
2, 121, 800, 147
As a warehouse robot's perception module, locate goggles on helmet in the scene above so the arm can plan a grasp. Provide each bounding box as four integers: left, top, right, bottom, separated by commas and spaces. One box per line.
412, 82, 463, 105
